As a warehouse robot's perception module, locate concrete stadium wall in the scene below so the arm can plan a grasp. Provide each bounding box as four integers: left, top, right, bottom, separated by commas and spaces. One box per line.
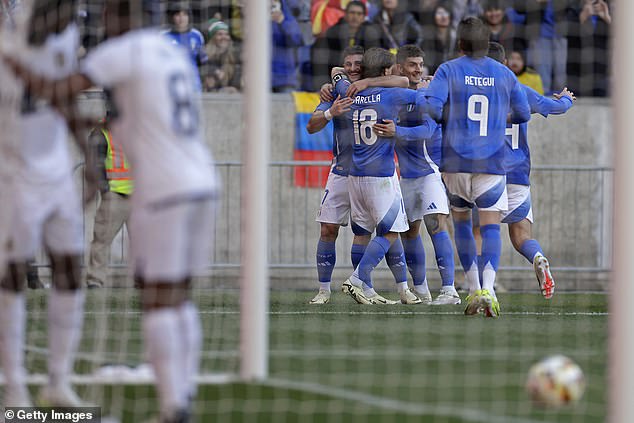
74, 94, 613, 291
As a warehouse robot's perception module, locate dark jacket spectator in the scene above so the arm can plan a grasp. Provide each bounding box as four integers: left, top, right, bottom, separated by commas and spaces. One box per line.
482, 0, 523, 53
373, 0, 424, 51
311, 1, 383, 87
567, 0, 611, 97
421, 3, 456, 74
204, 18, 241, 92
272, 0, 304, 92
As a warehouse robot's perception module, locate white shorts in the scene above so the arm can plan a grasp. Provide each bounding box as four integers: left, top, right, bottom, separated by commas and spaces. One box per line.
348, 173, 409, 236
443, 173, 508, 212
501, 184, 533, 224
316, 171, 350, 226
400, 172, 449, 222
131, 197, 215, 281
8, 178, 83, 260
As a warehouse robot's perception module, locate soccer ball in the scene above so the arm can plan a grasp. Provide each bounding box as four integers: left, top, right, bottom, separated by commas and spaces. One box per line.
525, 355, 586, 408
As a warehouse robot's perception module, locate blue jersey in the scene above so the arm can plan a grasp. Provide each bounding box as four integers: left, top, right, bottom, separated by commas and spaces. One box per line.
425, 55, 530, 174
315, 100, 353, 176
163, 28, 207, 90
334, 79, 417, 177
505, 85, 573, 185
395, 100, 441, 179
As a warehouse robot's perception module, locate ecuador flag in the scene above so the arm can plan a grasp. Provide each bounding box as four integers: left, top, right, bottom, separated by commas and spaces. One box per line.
293, 92, 333, 187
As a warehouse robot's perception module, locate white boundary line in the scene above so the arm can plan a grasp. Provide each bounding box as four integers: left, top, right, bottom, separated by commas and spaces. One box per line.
73, 310, 608, 316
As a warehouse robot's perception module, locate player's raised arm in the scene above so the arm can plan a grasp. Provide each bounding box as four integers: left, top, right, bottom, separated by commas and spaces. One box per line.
530, 86, 575, 117
420, 65, 448, 121
345, 75, 409, 97
306, 95, 353, 134
509, 78, 531, 124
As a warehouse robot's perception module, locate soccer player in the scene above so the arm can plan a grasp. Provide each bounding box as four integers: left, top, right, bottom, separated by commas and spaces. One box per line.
4, 1, 218, 420
374, 44, 460, 305
308, 46, 419, 305
424, 17, 531, 317
331, 47, 420, 305
0, 0, 88, 407
486, 41, 575, 299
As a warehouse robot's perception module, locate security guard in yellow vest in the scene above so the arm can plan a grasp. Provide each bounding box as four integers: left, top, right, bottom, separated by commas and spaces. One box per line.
86, 112, 133, 288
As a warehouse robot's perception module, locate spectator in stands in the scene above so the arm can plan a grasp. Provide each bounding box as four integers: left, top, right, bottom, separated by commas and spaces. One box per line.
567, 0, 611, 97
452, 0, 483, 28
272, 0, 304, 92
507, 49, 544, 94
482, 0, 519, 54
421, 3, 456, 74
311, 1, 383, 87
163, 2, 208, 91
372, 0, 424, 52
513, 0, 577, 95
204, 18, 241, 92
310, 0, 371, 37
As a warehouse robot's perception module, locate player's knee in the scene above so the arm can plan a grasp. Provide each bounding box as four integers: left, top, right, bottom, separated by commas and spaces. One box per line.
0, 262, 27, 292
424, 213, 448, 235
320, 223, 339, 242
50, 254, 83, 291
402, 220, 421, 239
140, 279, 191, 311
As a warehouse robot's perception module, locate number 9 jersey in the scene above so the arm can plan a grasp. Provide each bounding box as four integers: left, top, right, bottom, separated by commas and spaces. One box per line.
425, 55, 530, 175
81, 29, 217, 206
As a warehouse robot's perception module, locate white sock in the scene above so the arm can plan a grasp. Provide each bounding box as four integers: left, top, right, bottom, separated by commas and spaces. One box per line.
319, 282, 331, 292
48, 289, 84, 388
414, 280, 429, 295
143, 308, 189, 415
363, 287, 377, 297
482, 265, 497, 299
179, 302, 202, 401
396, 281, 408, 293
0, 290, 28, 393
349, 274, 364, 288
465, 265, 480, 294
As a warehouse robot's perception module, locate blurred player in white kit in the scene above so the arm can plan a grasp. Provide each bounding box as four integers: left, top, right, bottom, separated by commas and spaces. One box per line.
0, 0, 88, 408
4, 1, 218, 421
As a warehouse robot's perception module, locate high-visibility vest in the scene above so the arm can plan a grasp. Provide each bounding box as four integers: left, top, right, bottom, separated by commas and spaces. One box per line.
103, 129, 133, 195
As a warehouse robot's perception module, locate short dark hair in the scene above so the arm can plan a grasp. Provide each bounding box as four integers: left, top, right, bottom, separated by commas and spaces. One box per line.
167, 1, 190, 16
346, 0, 366, 14
487, 41, 506, 64
396, 44, 424, 65
362, 47, 394, 78
342, 45, 365, 62
483, 0, 504, 11
457, 17, 490, 58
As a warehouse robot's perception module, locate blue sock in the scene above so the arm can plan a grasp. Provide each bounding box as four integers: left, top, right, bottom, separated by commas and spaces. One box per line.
431, 231, 454, 286
402, 236, 426, 286
316, 240, 336, 283
480, 224, 502, 271
351, 243, 367, 269
453, 219, 477, 274
386, 238, 407, 283
519, 239, 543, 264
353, 237, 391, 288
477, 255, 484, 287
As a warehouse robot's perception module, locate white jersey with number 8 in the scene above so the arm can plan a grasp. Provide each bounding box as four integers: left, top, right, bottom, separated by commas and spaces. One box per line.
81, 29, 217, 205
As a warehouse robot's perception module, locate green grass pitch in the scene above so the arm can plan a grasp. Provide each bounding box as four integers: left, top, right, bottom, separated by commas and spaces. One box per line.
20, 289, 607, 423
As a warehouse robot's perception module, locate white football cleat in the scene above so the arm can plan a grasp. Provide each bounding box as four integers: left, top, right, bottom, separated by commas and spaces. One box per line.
367, 292, 399, 305
400, 288, 422, 304
431, 286, 461, 305
533, 255, 555, 299
309, 289, 331, 304
341, 279, 371, 304
38, 384, 87, 407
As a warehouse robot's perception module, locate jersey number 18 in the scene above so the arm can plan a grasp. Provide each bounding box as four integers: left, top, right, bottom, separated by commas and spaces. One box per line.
353, 109, 378, 146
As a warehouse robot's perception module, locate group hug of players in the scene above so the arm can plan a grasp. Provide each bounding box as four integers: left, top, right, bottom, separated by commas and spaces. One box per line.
307, 16, 575, 318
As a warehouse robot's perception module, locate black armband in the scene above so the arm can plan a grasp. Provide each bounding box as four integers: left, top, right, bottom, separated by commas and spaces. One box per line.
332, 73, 348, 85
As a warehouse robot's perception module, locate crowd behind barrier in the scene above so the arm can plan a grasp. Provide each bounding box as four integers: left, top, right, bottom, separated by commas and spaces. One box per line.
77, 0, 611, 97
